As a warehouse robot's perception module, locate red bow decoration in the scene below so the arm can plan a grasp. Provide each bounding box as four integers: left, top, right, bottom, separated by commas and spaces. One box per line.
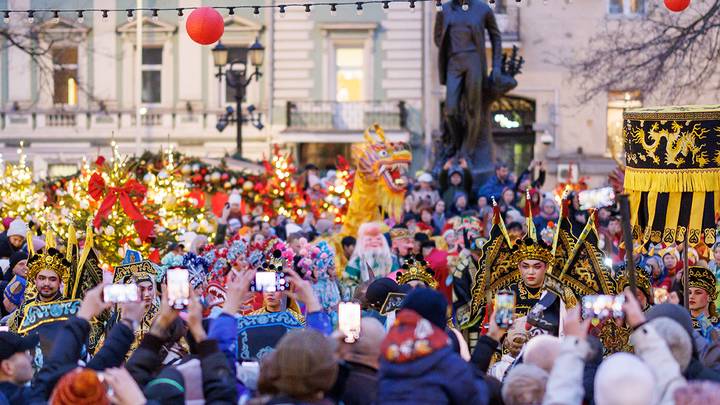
88, 172, 154, 242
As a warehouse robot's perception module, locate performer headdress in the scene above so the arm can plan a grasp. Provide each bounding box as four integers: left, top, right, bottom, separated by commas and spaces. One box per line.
397, 254, 437, 289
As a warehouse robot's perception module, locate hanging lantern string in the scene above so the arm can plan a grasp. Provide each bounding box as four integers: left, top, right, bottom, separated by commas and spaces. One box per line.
0, 0, 525, 20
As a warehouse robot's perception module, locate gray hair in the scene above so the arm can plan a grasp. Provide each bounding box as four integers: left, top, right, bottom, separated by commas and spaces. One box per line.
501, 364, 549, 405
650, 317, 693, 371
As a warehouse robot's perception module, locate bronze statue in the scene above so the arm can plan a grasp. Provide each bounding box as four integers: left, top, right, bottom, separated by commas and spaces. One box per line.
434, 0, 521, 180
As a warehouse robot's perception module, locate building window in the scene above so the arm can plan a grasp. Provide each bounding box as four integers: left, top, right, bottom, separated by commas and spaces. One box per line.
607, 90, 642, 163
142, 47, 162, 104
335, 47, 364, 102
224, 46, 249, 102
608, 0, 645, 16
52, 47, 78, 106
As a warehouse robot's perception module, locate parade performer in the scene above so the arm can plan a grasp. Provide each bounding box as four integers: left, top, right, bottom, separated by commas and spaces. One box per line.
296, 240, 341, 325
342, 222, 393, 300
615, 264, 654, 311
99, 254, 160, 354
396, 254, 438, 290
684, 265, 720, 340
249, 245, 305, 325
459, 195, 615, 349
389, 226, 414, 270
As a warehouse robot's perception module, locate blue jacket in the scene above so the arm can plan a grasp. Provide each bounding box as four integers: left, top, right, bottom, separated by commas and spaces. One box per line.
377, 346, 489, 405
477, 175, 513, 202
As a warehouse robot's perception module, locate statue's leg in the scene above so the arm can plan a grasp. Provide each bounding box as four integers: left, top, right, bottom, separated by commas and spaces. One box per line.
445, 59, 465, 158
462, 52, 494, 182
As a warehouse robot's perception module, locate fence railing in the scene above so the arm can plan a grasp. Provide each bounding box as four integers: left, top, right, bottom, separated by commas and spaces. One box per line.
286, 100, 407, 131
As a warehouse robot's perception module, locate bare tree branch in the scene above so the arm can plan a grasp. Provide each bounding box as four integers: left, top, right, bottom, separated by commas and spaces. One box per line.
568, 1, 720, 103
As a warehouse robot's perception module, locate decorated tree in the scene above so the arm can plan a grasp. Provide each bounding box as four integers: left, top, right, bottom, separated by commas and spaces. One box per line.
0, 142, 49, 224
259, 145, 306, 221
322, 156, 355, 224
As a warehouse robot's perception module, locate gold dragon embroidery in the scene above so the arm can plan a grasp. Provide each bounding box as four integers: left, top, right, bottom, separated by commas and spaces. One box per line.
629, 121, 709, 167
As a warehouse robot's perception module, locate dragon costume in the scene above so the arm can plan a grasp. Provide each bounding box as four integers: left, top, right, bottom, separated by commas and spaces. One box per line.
329, 124, 412, 273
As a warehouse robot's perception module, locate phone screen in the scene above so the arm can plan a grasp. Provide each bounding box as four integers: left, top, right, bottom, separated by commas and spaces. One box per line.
494, 290, 515, 329
338, 302, 362, 343
582, 294, 625, 320
254, 272, 277, 292
103, 284, 139, 303
167, 269, 190, 309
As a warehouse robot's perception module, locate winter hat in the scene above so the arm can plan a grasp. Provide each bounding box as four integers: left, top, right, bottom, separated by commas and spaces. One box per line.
144, 367, 185, 405
228, 193, 242, 206
594, 353, 654, 405
646, 304, 695, 344
400, 288, 448, 329
2, 217, 13, 231
417, 173, 433, 183
9, 251, 28, 273
50, 368, 109, 405
649, 317, 693, 371
285, 223, 303, 236
674, 381, 720, 405
364, 277, 402, 311
259, 329, 338, 400
7, 219, 28, 238
449, 167, 463, 178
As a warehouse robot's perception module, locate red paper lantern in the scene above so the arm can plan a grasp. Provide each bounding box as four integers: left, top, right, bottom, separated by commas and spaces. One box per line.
664, 0, 691, 12
186, 7, 224, 45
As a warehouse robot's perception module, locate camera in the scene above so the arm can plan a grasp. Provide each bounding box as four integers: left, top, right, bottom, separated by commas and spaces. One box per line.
540, 130, 553, 145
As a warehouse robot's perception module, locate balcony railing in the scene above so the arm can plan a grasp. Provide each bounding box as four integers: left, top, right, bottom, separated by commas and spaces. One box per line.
47, 113, 77, 127
286, 101, 407, 131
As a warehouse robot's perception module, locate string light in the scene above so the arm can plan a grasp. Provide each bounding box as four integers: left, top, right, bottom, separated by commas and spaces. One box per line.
77, 10, 84, 23
102, 9, 109, 21
0, 1, 449, 23
52, 10, 60, 24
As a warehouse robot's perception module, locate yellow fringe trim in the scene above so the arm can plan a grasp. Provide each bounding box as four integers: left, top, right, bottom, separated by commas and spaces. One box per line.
624, 167, 720, 193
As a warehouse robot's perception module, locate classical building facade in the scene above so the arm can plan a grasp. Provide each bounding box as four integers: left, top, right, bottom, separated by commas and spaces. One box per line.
0, 0, 712, 187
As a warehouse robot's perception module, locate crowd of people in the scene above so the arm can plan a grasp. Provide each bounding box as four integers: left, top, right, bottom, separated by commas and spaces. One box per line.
0, 156, 718, 405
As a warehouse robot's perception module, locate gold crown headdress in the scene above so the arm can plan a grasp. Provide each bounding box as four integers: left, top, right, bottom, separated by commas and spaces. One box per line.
511, 237, 555, 268
396, 255, 437, 289
26, 229, 71, 287
389, 227, 411, 240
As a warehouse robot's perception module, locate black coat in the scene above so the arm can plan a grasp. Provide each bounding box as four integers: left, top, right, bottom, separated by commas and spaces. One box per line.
31, 316, 134, 401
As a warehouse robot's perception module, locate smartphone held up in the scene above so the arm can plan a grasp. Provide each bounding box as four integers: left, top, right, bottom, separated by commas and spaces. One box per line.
582, 294, 625, 321
250, 271, 289, 293
103, 283, 139, 303
167, 268, 190, 309
494, 290, 515, 329
338, 302, 362, 343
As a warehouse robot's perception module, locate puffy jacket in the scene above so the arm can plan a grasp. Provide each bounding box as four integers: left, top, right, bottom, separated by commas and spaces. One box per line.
377, 310, 488, 405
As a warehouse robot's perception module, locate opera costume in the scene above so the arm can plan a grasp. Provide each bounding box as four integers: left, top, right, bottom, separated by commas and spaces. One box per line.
457, 197, 616, 350
684, 266, 720, 339
396, 254, 439, 290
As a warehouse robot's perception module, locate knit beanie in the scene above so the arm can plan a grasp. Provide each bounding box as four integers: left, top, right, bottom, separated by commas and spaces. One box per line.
50, 368, 109, 405
9, 251, 28, 273
646, 303, 695, 347
400, 287, 448, 329
144, 367, 186, 405
7, 219, 28, 238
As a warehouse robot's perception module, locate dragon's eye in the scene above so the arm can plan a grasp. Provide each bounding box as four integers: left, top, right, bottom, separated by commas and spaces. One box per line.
378, 150, 389, 158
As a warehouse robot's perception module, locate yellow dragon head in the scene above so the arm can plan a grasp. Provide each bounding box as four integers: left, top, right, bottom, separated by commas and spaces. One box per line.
352, 124, 412, 221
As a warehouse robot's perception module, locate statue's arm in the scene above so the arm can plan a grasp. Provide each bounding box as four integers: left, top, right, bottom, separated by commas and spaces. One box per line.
485, 10, 503, 71
433, 10, 444, 48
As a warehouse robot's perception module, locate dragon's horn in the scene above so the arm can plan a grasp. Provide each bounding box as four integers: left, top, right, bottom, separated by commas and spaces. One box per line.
373, 124, 387, 143
363, 128, 374, 144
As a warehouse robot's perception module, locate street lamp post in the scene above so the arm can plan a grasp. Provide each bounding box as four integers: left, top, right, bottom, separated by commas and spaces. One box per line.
212, 38, 265, 159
